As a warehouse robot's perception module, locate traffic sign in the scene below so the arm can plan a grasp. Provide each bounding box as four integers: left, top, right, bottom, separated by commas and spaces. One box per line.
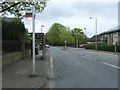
25, 7, 33, 17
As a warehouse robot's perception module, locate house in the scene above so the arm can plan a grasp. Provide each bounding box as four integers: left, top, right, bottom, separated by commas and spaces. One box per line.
87, 26, 120, 45
86, 35, 101, 44
99, 26, 120, 45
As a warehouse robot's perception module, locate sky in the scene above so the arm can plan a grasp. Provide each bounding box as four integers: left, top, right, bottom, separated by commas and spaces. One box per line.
24, 0, 119, 38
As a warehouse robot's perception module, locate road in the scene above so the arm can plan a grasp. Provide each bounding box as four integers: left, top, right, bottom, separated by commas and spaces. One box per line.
46, 46, 119, 88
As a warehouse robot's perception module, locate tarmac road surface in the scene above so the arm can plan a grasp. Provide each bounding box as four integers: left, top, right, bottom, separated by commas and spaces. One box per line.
47, 46, 119, 88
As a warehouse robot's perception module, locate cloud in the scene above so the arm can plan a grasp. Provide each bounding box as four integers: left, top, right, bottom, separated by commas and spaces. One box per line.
24, 1, 118, 38
36, 2, 75, 22
71, 2, 118, 18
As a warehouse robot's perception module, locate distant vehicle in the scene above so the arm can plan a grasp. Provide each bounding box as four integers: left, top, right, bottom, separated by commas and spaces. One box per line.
45, 45, 50, 48
79, 44, 86, 48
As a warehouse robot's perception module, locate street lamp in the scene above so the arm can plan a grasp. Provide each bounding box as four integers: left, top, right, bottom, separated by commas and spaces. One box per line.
64, 29, 67, 49
83, 28, 87, 43
90, 17, 98, 51
83, 28, 87, 36
41, 25, 44, 33
64, 37, 66, 47
76, 32, 78, 48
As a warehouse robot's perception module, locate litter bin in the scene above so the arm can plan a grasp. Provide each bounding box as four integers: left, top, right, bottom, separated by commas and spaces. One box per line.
35, 48, 38, 55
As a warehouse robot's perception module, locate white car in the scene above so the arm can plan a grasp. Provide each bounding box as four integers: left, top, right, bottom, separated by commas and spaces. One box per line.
45, 45, 49, 48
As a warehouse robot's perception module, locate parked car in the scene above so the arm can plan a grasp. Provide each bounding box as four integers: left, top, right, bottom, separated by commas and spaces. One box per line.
79, 44, 86, 48
45, 45, 50, 48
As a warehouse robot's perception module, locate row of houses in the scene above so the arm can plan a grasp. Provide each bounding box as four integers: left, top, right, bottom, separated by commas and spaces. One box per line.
88, 26, 120, 45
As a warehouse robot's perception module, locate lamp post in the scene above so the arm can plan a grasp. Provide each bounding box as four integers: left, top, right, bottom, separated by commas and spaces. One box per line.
84, 28, 87, 39
83, 28, 87, 36
90, 17, 97, 51
64, 37, 66, 47
76, 32, 78, 48
64, 29, 67, 49
41, 25, 44, 33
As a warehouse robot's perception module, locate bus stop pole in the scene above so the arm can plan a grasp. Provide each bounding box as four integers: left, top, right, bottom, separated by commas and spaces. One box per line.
29, 6, 37, 77
32, 6, 35, 75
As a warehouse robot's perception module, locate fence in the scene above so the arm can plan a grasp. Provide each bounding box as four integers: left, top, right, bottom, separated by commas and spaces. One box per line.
2, 41, 21, 54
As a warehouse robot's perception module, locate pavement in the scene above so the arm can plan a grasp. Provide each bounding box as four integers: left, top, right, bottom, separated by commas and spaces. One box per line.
68, 47, 120, 56
2, 49, 49, 89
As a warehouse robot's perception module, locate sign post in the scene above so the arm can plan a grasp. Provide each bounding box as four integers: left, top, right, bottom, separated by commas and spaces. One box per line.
25, 6, 37, 77
32, 6, 37, 77
25, 7, 33, 17
115, 42, 117, 54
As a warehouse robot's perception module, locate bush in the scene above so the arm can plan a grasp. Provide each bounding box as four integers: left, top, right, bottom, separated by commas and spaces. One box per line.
117, 45, 120, 52
25, 43, 31, 50
85, 44, 95, 50
85, 44, 120, 52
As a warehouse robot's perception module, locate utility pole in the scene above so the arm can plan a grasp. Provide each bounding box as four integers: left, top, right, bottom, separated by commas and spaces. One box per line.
76, 33, 78, 48
90, 17, 98, 51
84, 28, 87, 42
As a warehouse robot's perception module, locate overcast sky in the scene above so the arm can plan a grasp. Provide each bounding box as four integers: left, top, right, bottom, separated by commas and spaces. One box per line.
24, 0, 119, 38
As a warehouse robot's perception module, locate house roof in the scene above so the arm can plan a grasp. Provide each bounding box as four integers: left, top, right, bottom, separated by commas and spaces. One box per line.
86, 35, 101, 42
99, 26, 120, 35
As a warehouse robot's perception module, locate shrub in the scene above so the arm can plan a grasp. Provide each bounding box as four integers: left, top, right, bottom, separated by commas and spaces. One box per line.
85, 44, 95, 50
117, 45, 120, 52
85, 44, 120, 52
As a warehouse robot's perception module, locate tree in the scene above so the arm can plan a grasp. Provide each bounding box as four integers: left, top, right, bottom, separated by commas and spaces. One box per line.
1, 1, 48, 18
59, 27, 75, 45
46, 23, 65, 45
71, 28, 85, 45
2, 18, 30, 58
2, 18, 29, 41
46, 23, 75, 46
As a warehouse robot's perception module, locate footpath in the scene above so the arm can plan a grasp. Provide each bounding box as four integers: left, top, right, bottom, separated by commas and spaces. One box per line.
2, 49, 50, 89
68, 47, 119, 56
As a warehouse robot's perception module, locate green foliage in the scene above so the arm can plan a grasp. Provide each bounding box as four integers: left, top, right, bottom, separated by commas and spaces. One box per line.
85, 44, 95, 50
46, 23, 75, 45
2, 18, 29, 42
1, 1, 48, 18
25, 43, 31, 50
71, 28, 85, 44
46, 23, 62, 45
118, 45, 120, 52
85, 44, 120, 52
46, 23, 86, 45
59, 27, 75, 44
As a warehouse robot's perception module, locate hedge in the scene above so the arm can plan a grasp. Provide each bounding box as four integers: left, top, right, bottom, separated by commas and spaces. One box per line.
85, 44, 120, 52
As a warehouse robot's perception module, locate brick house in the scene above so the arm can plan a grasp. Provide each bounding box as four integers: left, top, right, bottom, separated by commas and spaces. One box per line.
99, 26, 120, 45
87, 26, 120, 45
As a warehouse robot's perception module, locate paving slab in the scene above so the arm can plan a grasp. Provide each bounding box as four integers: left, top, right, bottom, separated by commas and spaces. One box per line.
2, 54, 48, 88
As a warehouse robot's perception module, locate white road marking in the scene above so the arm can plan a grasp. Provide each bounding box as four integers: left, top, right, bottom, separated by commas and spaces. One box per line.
49, 57, 55, 88
50, 57, 53, 68
101, 62, 120, 69
75, 62, 80, 66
